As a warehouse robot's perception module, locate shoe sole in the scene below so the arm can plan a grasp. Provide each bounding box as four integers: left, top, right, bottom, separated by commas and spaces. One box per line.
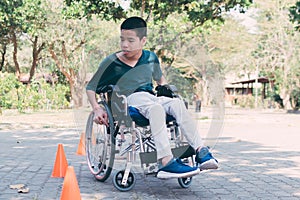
157, 168, 200, 179
200, 159, 218, 171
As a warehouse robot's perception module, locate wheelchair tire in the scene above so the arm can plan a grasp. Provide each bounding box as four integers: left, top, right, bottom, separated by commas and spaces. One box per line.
112, 170, 136, 192
178, 176, 193, 188
85, 101, 116, 182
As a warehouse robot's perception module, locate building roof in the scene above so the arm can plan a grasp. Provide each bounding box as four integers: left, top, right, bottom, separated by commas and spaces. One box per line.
231, 77, 269, 84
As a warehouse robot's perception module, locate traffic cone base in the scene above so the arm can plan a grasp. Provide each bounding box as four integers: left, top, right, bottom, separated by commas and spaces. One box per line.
60, 166, 81, 200
51, 144, 68, 178
76, 132, 85, 156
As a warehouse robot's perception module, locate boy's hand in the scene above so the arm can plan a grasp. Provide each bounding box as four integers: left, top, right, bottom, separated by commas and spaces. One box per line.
93, 107, 108, 126
155, 84, 177, 98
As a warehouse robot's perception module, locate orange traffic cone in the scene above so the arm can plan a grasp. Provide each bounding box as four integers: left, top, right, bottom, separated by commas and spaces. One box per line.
76, 132, 85, 156
51, 144, 68, 178
60, 166, 81, 200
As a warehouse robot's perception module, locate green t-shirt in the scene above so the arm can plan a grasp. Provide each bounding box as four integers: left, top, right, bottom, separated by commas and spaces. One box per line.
86, 50, 162, 96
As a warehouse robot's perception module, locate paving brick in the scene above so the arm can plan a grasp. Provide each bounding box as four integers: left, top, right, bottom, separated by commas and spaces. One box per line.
1, 108, 300, 199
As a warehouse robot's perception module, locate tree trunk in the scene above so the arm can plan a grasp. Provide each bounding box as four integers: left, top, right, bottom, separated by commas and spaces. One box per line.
71, 46, 87, 108
71, 83, 83, 108
49, 42, 73, 83
290, 95, 297, 110
200, 76, 209, 106
140, 0, 145, 17
0, 44, 6, 71
12, 32, 20, 79
48, 42, 87, 108
49, 43, 75, 106
29, 36, 45, 82
280, 89, 292, 110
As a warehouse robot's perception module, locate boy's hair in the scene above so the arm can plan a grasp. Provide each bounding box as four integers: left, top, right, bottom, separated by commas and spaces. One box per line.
120, 16, 147, 39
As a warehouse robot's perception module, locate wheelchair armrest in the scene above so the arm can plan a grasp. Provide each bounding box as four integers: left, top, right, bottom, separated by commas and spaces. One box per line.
97, 85, 119, 94
114, 93, 128, 116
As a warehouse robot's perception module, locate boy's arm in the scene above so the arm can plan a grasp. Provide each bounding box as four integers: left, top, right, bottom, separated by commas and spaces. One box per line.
86, 90, 100, 110
156, 76, 168, 85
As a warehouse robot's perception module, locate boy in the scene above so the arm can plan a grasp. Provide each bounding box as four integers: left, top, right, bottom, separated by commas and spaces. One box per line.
86, 16, 218, 179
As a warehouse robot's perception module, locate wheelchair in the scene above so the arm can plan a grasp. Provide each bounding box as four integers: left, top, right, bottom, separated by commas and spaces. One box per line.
85, 85, 197, 191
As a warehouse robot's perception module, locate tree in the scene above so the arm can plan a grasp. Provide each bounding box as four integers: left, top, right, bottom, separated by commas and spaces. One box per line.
0, 0, 22, 76
46, 4, 88, 107
0, 0, 47, 80
254, 0, 300, 110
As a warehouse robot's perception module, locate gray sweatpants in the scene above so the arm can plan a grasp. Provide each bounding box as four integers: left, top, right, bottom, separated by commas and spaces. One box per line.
127, 92, 203, 160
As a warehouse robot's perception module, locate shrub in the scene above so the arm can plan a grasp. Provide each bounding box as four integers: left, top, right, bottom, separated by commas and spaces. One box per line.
238, 95, 255, 108
0, 72, 21, 109
0, 72, 70, 112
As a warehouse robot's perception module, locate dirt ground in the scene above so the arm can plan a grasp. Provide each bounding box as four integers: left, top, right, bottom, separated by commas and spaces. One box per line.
1, 106, 300, 153
0, 109, 78, 130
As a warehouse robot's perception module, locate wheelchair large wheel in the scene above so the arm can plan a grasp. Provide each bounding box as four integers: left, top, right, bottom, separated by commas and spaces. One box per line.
85, 101, 116, 182
112, 170, 136, 192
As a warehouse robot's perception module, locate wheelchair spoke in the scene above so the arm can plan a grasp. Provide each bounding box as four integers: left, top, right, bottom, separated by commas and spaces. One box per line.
85, 101, 115, 182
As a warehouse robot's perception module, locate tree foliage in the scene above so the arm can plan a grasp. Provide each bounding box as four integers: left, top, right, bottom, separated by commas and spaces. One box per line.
59, 0, 252, 105
63, 0, 126, 20
1, 0, 299, 111
0, 0, 47, 79
289, 1, 300, 30
131, 0, 252, 22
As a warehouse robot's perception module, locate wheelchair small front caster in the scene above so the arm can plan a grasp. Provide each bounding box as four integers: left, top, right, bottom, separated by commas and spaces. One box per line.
178, 176, 193, 188
112, 170, 136, 192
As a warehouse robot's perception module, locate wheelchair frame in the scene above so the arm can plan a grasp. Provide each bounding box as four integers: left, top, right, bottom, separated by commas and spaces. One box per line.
85, 86, 196, 191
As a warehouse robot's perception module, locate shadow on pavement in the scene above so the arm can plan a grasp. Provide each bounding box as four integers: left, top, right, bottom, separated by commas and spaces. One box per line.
79, 136, 300, 199
1, 129, 300, 200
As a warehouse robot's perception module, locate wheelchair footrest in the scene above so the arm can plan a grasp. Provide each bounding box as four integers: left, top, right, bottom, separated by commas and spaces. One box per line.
139, 145, 195, 165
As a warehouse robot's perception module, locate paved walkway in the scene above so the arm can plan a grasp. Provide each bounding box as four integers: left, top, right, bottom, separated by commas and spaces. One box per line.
0, 108, 300, 200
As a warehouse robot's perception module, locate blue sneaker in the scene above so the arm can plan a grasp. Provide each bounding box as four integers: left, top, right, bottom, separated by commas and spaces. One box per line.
195, 147, 218, 170
157, 158, 200, 179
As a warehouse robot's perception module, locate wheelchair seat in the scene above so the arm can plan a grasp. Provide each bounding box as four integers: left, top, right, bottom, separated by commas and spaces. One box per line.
128, 106, 176, 127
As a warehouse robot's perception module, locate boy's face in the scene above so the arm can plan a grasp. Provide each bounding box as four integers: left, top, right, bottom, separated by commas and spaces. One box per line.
120, 29, 146, 58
